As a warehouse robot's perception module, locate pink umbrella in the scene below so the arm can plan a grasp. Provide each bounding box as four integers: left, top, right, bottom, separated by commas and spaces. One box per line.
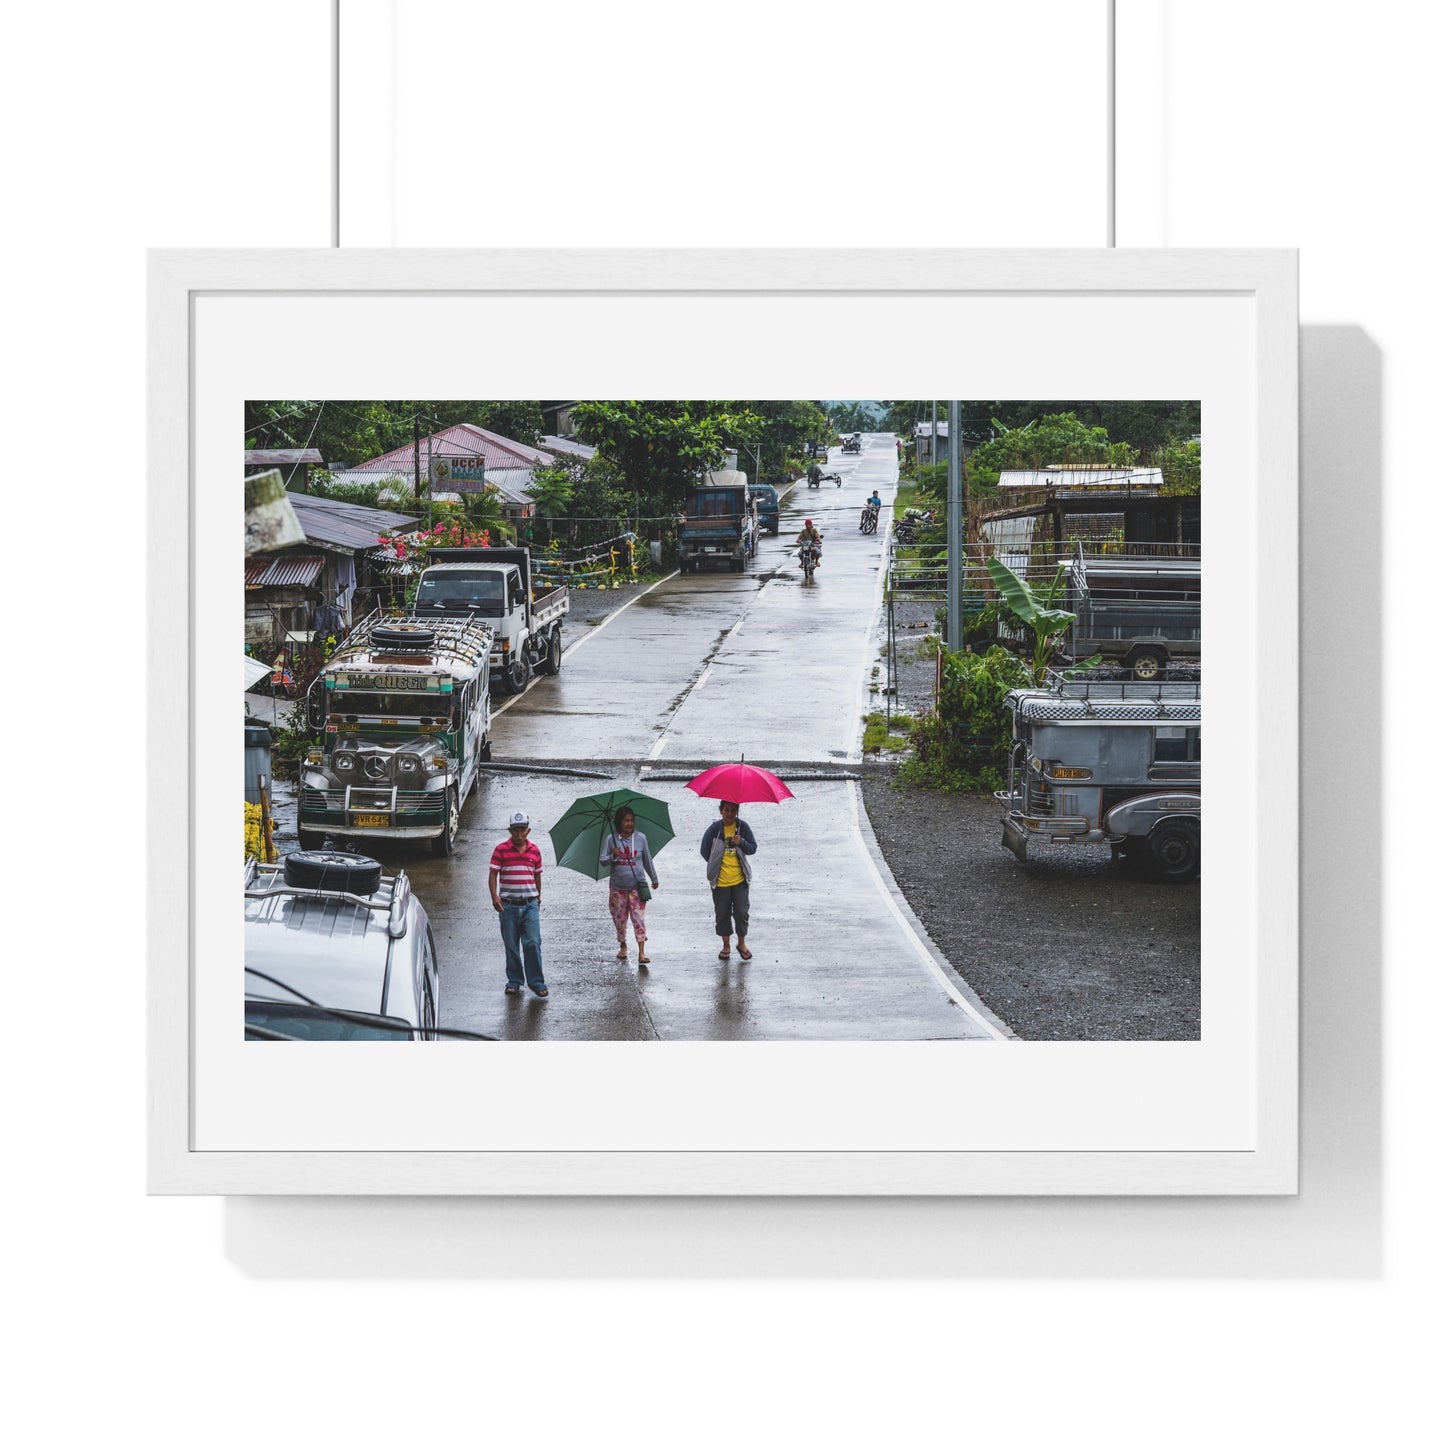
686, 758, 795, 805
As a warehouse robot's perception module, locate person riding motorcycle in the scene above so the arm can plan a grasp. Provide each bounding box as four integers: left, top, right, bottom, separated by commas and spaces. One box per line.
796, 519, 823, 567
806, 463, 823, 488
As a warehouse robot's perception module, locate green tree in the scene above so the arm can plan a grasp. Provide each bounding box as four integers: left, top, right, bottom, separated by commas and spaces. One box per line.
1159, 438, 1201, 496
571, 401, 763, 511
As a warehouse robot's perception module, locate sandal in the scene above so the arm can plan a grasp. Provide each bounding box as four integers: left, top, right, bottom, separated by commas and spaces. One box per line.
737, 944, 753, 960
616, 947, 628, 961
637, 954, 651, 965
718, 947, 730, 960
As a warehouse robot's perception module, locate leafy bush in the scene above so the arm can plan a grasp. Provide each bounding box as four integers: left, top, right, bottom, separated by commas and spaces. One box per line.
900, 645, 1028, 793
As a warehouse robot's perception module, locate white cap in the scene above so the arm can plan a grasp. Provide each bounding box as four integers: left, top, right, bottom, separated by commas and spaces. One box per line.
509, 811, 530, 827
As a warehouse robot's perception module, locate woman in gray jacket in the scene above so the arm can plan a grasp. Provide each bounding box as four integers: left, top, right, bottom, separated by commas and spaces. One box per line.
600, 805, 660, 964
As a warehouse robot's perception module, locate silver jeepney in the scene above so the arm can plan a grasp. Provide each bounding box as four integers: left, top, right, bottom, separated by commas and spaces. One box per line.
995, 678, 1201, 881
298, 613, 494, 857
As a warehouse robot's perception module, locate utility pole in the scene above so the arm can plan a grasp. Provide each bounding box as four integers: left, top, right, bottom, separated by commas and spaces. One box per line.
413, 415, 421, 501
947, 399, 962, 653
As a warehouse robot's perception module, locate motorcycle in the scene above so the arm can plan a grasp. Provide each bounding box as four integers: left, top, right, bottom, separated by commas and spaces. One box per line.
798, 540, 821, 581
892, 507, 936, 545
859, 505, 879, 534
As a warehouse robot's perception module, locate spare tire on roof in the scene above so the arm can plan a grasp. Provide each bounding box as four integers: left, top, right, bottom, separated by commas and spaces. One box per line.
371, 623, 436, 650
284, 850, 384, 896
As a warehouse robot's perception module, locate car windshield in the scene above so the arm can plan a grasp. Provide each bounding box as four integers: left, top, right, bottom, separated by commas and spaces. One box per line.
415, 572, 505, 615
334, 691, 448, 718
246, 1003, 414, 1041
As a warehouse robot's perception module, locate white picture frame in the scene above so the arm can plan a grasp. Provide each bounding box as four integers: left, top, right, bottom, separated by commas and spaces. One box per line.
149, 248, 1298, 1195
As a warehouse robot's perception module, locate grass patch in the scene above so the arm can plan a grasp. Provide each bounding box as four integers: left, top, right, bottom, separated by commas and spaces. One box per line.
586, 618, 604, 627
862, 711, 912, 753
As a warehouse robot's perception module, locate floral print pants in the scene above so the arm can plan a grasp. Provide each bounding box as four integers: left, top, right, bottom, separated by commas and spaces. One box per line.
609, 887, 647, 943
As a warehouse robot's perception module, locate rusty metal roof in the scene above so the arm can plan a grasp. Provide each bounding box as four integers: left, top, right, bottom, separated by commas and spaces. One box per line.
347, 422, 557, 474
245, 449, 324, 467
245, 553, 326, 588
288, 492, 419, 550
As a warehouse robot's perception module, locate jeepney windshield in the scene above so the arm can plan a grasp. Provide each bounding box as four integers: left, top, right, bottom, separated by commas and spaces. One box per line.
331, 690, 451, 718
415, 571, 506, 615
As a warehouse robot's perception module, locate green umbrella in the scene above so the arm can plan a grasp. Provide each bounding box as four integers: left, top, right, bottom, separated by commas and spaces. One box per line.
548, 788, 676, 880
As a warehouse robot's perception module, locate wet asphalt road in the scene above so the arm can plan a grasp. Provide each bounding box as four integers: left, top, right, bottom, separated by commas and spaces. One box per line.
357, 436, 1005, 1041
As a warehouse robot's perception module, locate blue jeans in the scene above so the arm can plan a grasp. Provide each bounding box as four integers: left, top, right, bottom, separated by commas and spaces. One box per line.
499, 899, 545, 990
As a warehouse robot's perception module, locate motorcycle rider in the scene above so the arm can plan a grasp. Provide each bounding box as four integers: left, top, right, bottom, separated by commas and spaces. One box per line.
796, 518, 823, 567
807, 462, 823, 487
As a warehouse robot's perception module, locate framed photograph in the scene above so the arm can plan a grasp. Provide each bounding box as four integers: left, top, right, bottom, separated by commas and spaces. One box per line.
149, 249, 1298, 1194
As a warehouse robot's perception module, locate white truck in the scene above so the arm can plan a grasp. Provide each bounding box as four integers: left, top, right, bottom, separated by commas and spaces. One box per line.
412, 546, 569, 694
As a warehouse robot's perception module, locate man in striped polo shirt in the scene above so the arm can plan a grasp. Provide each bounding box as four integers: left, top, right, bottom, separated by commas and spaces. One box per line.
489, 810, 548, 998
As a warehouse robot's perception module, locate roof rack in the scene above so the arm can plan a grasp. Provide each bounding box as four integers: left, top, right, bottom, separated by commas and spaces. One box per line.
328, 608, 495, 671
244, 859, 414, 939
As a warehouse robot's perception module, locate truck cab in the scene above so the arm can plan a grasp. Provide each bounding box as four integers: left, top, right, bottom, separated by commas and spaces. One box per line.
748, 482, 780, 535
413, 546, 569, 693
995, 677, 1201, 880
299, 612, 494, 856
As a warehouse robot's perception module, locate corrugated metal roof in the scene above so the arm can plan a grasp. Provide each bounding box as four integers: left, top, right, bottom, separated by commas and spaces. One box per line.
540, 435, 596, 460
245, 553, 326, 588
287, 492, 419, 550
347, 422, 559, 475
998, 468, 1164, 489
245, 449, 324, 466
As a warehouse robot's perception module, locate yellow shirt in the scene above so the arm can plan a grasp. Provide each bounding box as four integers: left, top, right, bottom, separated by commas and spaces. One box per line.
716, 823, 745, 888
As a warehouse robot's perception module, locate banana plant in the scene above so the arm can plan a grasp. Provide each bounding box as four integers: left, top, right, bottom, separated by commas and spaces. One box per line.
985, 556, 1079, 683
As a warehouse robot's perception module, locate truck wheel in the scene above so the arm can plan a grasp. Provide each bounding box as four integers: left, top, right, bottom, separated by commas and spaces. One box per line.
1145, 819, 1199, 882
539, 627, 562, 676
501, 651, 531, 694
431, 788, 460, 857
284, 850, 383, 895
480, 738, 492, 762
1129, 647, 1167, 681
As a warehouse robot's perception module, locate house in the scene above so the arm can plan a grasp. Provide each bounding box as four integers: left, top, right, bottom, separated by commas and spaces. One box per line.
539, 401, 581, 437
334, 422, 558, 531
244, 448, 326, 493
996, 465, 1164, 496
913, 418, 992, 467
244, 491, 417, 656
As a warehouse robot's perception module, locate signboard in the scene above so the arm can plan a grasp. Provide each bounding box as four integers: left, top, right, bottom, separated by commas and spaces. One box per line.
332, 673, 444, 691
430, 455, 487, 493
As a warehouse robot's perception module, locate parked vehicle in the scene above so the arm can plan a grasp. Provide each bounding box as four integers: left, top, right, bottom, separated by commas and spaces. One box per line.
995, 676, 1201, 881
299, 611, 494, 856
892, 508, 936, 544
1064, 544, 1201, 679
679, 468, 759, 574
798, 540, 821, 581
749, 482, 780, 535
244, 851, 442, 1040
414, 546, 569, 693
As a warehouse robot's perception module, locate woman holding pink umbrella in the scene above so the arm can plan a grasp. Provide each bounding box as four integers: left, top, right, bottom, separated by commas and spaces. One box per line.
688, 759, 794, 962
699, 800, 758, 960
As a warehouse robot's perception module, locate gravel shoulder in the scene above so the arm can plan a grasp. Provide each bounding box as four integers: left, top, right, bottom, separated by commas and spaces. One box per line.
859, 769, 1200, 1040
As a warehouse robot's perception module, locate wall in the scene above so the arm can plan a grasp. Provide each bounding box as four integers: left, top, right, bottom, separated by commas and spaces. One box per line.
9, 2, 1432, 1441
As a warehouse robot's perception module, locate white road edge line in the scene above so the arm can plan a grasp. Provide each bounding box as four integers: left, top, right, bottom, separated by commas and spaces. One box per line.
491, 570, 680, 720
846, 778, 1012, 1040
648, 735, 670, 760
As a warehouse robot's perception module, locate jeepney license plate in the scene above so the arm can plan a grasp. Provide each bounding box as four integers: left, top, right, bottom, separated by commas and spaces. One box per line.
352, 812, 390, 828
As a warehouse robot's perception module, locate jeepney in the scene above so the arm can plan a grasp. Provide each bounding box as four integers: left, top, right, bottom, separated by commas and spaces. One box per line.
995, 677, 1201, 881
297, 612, 494, 857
